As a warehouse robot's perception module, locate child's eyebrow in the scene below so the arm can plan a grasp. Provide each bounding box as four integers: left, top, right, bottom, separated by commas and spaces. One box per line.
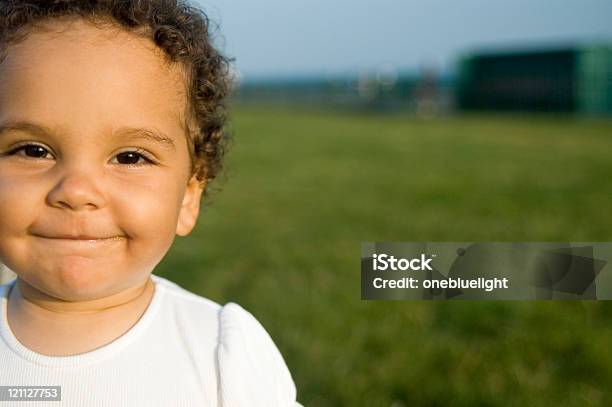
113, 126, 177, 151
0, 120, 176, 151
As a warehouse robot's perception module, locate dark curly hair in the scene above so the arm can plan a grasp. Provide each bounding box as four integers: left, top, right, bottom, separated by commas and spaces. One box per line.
0, 0, 231, 196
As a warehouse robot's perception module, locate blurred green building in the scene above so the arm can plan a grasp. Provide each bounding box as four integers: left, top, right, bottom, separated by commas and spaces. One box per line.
457, 45, 612, 115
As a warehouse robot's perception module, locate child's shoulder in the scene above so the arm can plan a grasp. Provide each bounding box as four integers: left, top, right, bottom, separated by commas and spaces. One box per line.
151, 274, 275, 346
151, 274, 223, 346
151, 274, 299, 405
151, 274, 273, 341
152, 273, 221, 310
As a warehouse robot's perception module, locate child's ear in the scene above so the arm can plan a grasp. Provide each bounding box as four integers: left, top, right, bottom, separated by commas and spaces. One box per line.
176, 175, 205, 236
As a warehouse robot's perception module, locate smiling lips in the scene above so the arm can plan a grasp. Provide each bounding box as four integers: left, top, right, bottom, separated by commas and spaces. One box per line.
32, 233, 126, 246
41, 234, 123, 241
32, 234, 126, 255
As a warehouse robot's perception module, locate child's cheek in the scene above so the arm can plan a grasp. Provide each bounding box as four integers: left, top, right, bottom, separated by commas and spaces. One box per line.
0, 173, 42, 270
0, 173, 43, 234
108, 175, 182, 251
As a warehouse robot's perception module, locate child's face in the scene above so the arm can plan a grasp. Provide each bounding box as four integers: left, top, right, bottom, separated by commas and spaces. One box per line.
0, 20, 204, 300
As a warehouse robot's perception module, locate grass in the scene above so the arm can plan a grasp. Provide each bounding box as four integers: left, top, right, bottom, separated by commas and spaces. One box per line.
155, 106, 612, 406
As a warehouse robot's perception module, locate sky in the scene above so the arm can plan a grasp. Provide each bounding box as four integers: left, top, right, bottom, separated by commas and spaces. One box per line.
196, 0, 612, 80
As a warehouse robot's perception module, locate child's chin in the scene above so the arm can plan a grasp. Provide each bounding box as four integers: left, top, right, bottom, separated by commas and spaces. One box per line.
17, 255, 146, 302
53, 282, 113, 302
56, 273, 119, 301
35, 263, 120, 301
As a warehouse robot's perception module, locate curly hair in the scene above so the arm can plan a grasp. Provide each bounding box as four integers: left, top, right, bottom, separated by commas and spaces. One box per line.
0, 0, 231, 195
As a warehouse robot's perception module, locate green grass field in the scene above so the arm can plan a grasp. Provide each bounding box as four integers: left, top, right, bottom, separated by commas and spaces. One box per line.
156, 106, 612, 406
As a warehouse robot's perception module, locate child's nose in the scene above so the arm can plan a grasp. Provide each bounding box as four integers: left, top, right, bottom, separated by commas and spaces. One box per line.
47, 167, 106, 211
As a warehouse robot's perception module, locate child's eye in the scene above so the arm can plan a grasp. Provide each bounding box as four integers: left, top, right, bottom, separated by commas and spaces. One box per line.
6, 144, 54, 160
112, 150, 156, 166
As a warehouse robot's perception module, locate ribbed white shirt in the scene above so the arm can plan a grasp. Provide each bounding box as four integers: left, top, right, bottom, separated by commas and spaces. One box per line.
0, 275, 302, 406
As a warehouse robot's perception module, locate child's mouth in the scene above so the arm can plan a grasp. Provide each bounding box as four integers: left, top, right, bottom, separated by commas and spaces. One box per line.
42, 235, 123, 241
31, 234, 127, 253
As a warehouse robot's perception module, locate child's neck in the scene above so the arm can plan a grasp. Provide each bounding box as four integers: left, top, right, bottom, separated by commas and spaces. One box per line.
7, 277, 155, 356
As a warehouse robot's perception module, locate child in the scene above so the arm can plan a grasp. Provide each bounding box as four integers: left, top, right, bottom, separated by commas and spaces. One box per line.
0, 1, 302, 406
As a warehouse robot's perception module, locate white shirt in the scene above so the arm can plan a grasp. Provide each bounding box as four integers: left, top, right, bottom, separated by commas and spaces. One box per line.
0, 275, 302, 407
